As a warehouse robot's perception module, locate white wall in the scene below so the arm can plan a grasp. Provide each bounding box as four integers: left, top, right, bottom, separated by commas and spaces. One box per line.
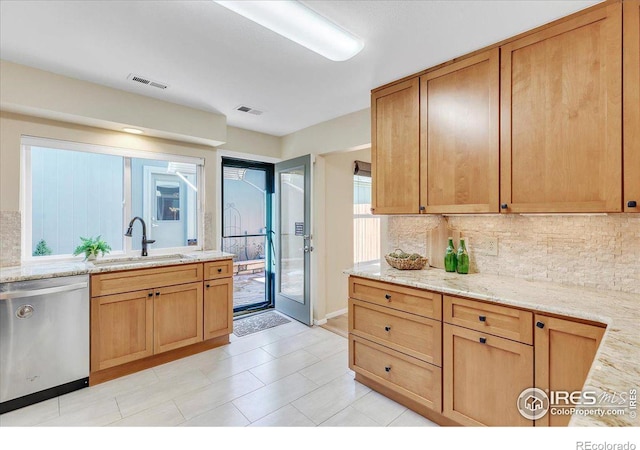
0, 60, 227, 147
281, 108, 371, 159
321, 148, 371, 319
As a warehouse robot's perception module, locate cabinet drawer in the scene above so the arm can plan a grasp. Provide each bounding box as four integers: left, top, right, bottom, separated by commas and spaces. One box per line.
349, 298, 441, 366
443, 295, 532, 344
204, 259, 233, 280
91, 263, 204, 297
349, 276, 442, 320
350, 335, 442, 412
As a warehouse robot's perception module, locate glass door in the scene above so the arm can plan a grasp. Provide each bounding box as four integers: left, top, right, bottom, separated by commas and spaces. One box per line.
221, 158, 274, 314
274, 154, 312, 325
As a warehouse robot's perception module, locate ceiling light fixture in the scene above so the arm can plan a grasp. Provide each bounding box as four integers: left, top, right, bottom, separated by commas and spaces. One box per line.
123, 128, 144, 135
214, 0, 364, 62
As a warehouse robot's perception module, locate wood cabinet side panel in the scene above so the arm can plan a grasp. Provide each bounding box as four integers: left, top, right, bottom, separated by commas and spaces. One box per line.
624, 0, 640, 211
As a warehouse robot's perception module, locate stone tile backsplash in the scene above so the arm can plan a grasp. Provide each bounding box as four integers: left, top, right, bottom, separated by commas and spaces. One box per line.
0, 211, 21, 267
385, 214, 640, 294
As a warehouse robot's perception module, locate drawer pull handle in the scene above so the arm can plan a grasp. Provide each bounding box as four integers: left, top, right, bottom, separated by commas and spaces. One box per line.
384, 326, 391, 332
479, 337, 487, 344
479, 315, 486, 322
217, 268, 223, 273
384, 366, 391, 373
384, 294, 391, 301
536, 321, 545, 329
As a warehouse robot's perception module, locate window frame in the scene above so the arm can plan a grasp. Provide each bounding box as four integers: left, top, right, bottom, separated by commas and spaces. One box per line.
21, 136, 205, 262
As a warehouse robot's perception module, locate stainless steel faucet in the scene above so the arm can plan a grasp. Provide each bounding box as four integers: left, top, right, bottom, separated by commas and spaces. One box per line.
124, 217, 156, 256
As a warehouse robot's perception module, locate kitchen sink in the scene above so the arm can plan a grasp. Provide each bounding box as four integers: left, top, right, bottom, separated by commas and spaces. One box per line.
90, 253, 191, 267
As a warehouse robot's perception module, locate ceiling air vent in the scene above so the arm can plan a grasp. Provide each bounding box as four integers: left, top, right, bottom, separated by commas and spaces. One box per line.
127, 74, 168, 90
235, 105, 264, 116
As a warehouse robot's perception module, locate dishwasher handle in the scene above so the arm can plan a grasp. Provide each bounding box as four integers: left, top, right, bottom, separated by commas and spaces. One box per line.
0, 281, 88, 300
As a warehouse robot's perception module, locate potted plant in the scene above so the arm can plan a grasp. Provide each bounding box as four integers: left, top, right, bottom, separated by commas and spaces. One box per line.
73, 235, 111, 261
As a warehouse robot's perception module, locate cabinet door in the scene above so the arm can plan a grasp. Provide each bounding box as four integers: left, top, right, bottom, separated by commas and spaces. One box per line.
204, 278, 233, 340
91, 290, 153, 372
420, 49, 499, 213
534, 315, 604, 427
500, 3, 622, 213
371, 78, 420, 214
154, 282, 203, 354
624, 0, 640, 212
443, 324, 533, 426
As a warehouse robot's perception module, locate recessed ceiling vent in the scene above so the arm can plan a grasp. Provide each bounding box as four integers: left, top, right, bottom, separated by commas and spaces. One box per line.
127, 73, 168, 90
235, 105, 264, 116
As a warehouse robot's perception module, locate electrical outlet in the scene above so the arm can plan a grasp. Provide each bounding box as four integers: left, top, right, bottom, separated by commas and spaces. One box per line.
486, 237, 498, 256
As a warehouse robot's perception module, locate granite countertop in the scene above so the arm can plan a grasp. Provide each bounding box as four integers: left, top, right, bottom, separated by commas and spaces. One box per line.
0, 250, 235, 283
345, 261, 640, 427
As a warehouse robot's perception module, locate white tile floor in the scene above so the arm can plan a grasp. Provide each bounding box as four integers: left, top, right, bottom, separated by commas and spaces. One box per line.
0, 317, 438, 428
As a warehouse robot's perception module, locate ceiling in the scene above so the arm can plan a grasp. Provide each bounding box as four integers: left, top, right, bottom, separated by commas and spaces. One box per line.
0, 0, 600, 137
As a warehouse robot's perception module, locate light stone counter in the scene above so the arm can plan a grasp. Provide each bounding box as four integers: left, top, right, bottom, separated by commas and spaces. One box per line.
345, 261, 640, 427
0, 250, 235, 283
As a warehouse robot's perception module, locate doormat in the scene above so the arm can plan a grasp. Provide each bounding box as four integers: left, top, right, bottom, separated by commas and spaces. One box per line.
233, 311, 291, 337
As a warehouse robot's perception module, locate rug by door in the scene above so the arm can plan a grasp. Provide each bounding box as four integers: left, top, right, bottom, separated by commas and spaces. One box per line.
233, 311, 291, 337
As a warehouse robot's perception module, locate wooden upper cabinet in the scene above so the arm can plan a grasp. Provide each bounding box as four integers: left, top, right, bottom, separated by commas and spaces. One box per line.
500, 3, 623, 213
371, 78, 420, 214
624, 0, 640, 212
420, 49, 500, 213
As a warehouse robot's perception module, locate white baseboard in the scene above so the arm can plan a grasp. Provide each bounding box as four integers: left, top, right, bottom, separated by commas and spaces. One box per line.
326, 308, 348, 319
314, 307, 348, 326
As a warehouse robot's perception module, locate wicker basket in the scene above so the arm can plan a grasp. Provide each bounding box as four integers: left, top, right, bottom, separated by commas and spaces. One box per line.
384, 249, 429, 270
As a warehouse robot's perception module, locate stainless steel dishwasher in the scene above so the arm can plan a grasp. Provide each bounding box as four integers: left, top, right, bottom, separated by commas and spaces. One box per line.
0, 275, 89, 414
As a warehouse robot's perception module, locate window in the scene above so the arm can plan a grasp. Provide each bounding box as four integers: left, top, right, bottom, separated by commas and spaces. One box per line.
353, 161, 380, 265
23, 137, 203, 259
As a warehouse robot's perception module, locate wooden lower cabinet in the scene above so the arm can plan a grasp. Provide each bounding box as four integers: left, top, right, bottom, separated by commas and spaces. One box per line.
204, 278, 233, 340
350, 335, 442, 412
443, 324, 533, 426
534, 314, 605, 427
90, 259, 234, 382
90, 289, 154, 372
154, 282, 203, 354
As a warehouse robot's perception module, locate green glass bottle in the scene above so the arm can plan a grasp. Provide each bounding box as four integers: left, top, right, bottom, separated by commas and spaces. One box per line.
456, 238, 469, 274
444, 237, 457, 272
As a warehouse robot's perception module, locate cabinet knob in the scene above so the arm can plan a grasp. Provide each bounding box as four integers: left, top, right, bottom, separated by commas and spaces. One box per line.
155, 291, 160, 296
536, 321, 545, 329
206, 284, 210, 288
384, 366, 391, 373
628, 200, 637, 208
384, 326, 391, 332
217, 268, 223, 273
148, 292, 153, 297
384, 294, 391, 301
419, 206, 426, 212
479, 337, 487, 344
500, 203, 508, 210
479, 315, 486, 322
